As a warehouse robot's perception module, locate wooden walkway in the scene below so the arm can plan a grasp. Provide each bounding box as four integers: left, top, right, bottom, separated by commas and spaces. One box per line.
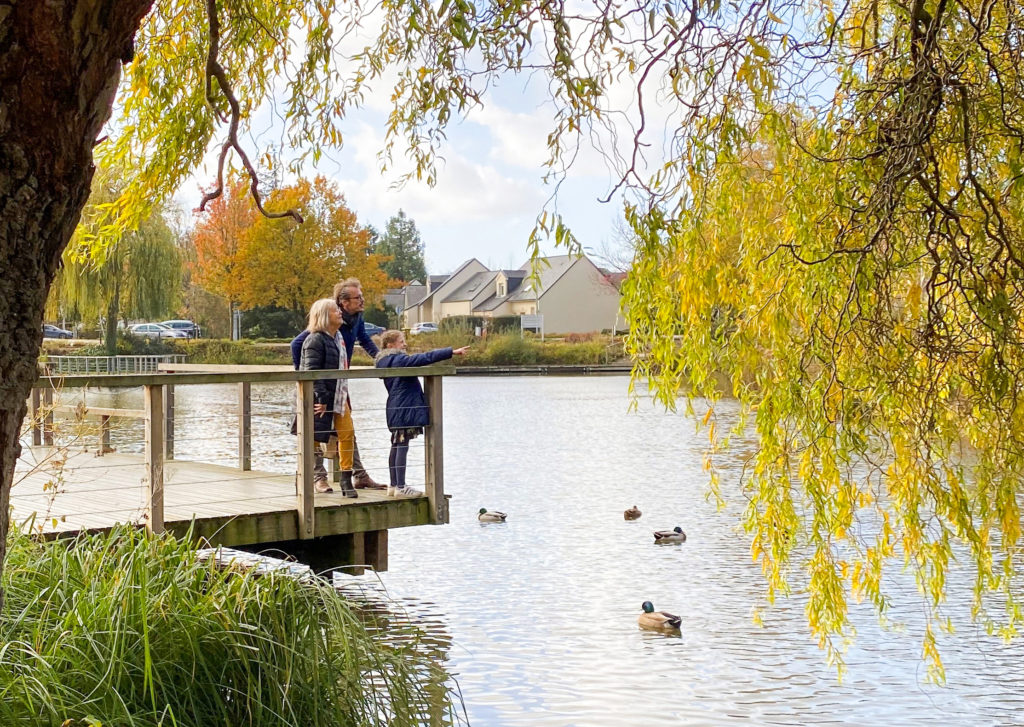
23, 364, 453, 572
12, 448, 433, 547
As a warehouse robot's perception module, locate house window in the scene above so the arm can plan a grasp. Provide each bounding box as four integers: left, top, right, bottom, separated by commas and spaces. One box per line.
530, 306, 535, 314
497, 282, 506, 296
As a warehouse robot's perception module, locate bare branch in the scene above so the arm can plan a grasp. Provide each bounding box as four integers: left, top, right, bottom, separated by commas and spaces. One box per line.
198, 0, 303, 224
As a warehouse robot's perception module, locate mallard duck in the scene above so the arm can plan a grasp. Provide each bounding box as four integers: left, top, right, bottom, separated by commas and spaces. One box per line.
638, 601, 681, 630
623, 506, 642, 521
653, 526, 686, 544
478, 508, 507, 523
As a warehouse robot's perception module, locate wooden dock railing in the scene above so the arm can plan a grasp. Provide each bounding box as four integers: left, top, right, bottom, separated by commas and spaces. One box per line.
26, 365, 455, 541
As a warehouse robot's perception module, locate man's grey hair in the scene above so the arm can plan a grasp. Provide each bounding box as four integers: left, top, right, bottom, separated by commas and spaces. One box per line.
333, 278, 362, 304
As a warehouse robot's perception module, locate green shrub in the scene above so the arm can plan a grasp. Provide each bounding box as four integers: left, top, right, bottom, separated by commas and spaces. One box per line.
241, 306, 305, 339
438, 315, 485, 334
77, 332, 176, 356
171, 339, 291, 365
402, 331, 622, 366
482, 335, 538, 365
0, 526, 454, 726
489, 315, 520, 334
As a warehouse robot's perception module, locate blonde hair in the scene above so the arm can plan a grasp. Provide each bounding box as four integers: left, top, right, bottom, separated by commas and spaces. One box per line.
380, 329, 404, 348
306, 298, 339, 333
333, 278, 362, 305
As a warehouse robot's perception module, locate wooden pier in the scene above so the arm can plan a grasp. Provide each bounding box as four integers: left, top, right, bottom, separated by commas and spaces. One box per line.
15, 365, 454, 573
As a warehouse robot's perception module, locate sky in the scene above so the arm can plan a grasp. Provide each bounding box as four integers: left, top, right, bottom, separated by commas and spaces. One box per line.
168, 5, 685, 278
175, 69, 635, 277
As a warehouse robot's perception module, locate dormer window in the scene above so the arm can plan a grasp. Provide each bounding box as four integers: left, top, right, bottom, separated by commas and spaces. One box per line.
497, 281, 506, 296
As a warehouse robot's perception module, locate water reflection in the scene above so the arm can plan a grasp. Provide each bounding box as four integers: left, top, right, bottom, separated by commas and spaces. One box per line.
56, 377, 1024, 725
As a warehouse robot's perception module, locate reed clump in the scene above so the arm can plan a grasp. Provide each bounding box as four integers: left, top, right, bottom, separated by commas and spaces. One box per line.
0, 526, 453, 726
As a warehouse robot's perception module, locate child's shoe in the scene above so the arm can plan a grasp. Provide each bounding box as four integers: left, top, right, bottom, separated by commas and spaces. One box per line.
394, 486, 422, 497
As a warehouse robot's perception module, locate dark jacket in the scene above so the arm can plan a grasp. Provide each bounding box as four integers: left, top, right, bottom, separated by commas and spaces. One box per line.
298, 331, 344, 442
290, 311, 378, 368
375, 347, 453, 429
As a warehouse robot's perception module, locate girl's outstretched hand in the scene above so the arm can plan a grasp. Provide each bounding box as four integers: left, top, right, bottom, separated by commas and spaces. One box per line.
453, 346, 470, 356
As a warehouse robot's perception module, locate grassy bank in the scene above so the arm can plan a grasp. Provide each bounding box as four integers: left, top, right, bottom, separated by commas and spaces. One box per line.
42, 333, 626, 367
402, 331, 623, 366
0, 526, 453, 726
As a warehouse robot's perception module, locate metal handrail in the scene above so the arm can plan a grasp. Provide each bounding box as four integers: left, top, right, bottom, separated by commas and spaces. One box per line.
42, 354, 187, 375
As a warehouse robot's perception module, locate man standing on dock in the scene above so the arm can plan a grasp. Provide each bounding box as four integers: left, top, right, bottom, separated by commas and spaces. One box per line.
290, 278, 385, 489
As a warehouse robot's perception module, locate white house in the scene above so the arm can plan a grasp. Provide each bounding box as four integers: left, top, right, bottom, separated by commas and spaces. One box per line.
394, 254, 623, 334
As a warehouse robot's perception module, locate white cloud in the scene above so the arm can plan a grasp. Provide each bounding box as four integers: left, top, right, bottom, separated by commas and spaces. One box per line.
330, 121, 545, 225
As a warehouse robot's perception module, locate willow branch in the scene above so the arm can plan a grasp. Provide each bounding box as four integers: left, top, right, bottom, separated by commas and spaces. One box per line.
198, 0, 303, 224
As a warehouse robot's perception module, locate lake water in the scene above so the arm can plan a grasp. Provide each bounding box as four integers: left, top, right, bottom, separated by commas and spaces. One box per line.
56, 376, 1024, 725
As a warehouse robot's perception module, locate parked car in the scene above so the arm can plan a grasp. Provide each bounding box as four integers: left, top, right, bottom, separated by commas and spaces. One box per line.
129, 322, 188, 339
363, 321, 385, 337
160, 319, 201, 338
409, 322, 438, 335
42, 323, 73, 339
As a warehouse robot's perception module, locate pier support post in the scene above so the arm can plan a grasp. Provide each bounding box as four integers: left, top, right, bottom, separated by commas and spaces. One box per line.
163, 384, 175, 460
423, 375, 448, 524
363, 529, 388, 572
238, 382, 251, 471
296, 380, 315, 539
144, 384, 165, 534
99, 415, 111, 455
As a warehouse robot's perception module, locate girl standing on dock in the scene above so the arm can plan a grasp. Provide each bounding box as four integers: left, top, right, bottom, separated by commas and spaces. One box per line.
375, 330, 469, 496
299, 298, 358, 497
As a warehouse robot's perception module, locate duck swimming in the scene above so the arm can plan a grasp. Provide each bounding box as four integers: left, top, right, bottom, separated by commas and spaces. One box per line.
653, 526, 686, 544
638, 601, 681, 630
478, 508, 507, 523
623, 506, 642, 521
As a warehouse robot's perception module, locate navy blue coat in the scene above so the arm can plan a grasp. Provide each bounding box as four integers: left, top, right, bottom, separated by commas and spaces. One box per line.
290, 312, 378, 368
375, 347, 453, 429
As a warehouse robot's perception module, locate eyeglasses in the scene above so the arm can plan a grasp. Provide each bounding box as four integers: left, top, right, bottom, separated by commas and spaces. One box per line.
345, 295, 364, 301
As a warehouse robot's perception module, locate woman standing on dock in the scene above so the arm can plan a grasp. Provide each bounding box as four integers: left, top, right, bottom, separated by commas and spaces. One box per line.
299, 298, 357, 497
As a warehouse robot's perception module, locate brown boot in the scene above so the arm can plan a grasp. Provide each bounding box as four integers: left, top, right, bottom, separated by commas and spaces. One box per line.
314, 477, 333, 493
353, 471, 385, 490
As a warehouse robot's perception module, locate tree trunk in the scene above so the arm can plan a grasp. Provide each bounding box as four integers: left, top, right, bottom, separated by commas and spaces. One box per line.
0, 0, 154, 613
104, 280, 120, 355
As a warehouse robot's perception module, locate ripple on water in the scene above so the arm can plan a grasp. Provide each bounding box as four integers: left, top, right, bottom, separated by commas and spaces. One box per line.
87, 377, 1024, 726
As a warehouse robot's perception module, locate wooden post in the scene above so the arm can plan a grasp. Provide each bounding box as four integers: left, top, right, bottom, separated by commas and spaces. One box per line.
163, 384, 175, 460
99, 415, 110, 456
238, 381, 251, 471
30, 388, 41, 446
364, 529, 389, 572
296, 381, 315, 540
42, 387, 53, 446
144, 384, 165, 534
423, 375, 448, 524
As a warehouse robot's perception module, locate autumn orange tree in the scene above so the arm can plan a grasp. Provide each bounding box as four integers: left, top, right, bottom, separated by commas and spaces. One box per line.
193, 176, 392, 316
191, 177, 256, 311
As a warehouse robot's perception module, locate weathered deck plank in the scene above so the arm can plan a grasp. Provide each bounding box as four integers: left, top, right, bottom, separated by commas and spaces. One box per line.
12, 447, 432, 547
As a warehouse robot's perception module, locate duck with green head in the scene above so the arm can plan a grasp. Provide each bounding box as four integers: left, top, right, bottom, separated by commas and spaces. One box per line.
653, 526, 686, 544
638, 601, 681, 630
478, 508, 507, 523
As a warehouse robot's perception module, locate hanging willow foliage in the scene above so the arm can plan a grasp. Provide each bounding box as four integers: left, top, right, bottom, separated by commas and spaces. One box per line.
51, 0, 1024, 676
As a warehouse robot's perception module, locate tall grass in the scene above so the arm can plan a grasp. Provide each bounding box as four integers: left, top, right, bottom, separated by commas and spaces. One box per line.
0, 526, 454, 726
